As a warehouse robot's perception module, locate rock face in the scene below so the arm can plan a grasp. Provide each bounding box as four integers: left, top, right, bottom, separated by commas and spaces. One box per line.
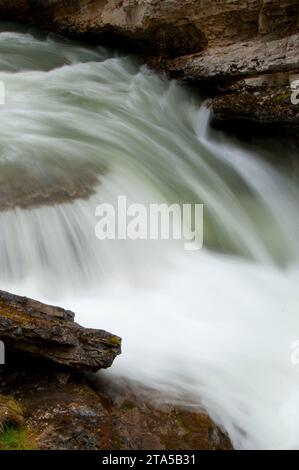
0, 290, 232, 450
0, 0, 298, 136
0, 358, 233, 450
0, 290, 121, 371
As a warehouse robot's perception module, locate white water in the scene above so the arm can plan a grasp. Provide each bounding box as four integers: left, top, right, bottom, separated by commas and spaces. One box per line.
1, 27, 299, 449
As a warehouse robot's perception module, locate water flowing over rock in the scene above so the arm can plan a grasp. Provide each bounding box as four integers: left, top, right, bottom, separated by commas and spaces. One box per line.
0, 290, 121, 371
0, 164, 101, 211
0, 0, 298, 138
0, 1, 298, 452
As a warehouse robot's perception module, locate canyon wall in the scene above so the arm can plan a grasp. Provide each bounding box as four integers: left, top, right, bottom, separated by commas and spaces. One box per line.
0, 0, 298, 136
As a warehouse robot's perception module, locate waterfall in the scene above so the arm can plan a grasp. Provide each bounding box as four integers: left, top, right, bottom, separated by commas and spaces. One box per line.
1, 26, 299, 450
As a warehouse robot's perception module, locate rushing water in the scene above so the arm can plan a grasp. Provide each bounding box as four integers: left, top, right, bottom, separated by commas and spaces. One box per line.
1, 25, 299, 450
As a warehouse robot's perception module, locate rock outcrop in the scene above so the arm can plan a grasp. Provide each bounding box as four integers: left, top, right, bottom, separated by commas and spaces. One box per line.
0, 290, 121, 371
0, 358, 232, 450
0, 0, 298, 138
0, 290, 232, 450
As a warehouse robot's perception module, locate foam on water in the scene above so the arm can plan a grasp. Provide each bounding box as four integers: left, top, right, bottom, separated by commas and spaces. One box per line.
1, 27, 299, 449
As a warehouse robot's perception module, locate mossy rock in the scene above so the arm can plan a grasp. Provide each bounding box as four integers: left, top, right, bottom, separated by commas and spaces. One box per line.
0, 425, 39, 450
0, 395, 38, 450
0, 395, 24, 432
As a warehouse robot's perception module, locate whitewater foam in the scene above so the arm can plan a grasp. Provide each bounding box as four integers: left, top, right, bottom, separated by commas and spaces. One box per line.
1, 28, 299, 449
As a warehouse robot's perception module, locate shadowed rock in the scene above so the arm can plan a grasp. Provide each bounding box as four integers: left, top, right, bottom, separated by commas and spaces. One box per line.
0, 290, 121, 371
0, 358, 233, 450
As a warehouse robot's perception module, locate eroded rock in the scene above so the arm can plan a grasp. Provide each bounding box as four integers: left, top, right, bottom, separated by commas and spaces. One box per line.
0, 290, 121, 371
0, 355, 232, 450
0, 290, 232, 450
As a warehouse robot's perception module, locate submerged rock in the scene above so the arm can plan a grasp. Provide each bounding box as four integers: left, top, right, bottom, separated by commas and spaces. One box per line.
0, 290, 121, 371
0, 163, 102, 212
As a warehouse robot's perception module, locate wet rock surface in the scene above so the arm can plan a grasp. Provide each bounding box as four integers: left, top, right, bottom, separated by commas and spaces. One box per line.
0, 355, 232, 450
0, 164, 100, 211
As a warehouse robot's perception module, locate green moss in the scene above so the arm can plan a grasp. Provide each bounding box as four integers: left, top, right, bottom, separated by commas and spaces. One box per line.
0, 426, 38, 450
110, 336, 122, 347
176, 413, 190, 432
275, 93, 290, 102
0, 395, 24, 432
112, 434, 125, 450
120, 400, 135, 411
0, 426, 25, 450
0, 395, 38, 450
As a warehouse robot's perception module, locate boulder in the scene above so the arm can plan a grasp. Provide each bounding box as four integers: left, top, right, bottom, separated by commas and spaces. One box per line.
0, 290, 121, 371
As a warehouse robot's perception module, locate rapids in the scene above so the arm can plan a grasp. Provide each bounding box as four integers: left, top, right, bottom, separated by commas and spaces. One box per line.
1, 24, 299, 449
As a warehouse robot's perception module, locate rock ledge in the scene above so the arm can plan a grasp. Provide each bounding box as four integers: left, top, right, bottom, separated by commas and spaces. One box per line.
0, 290, 121, 372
